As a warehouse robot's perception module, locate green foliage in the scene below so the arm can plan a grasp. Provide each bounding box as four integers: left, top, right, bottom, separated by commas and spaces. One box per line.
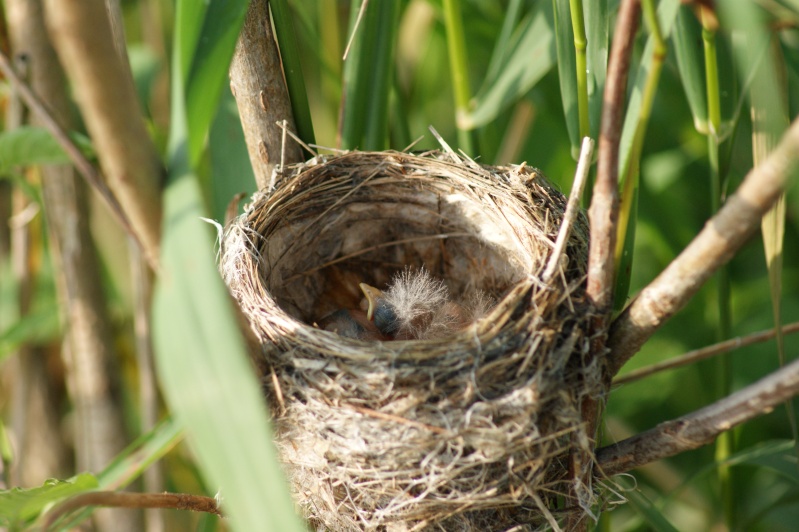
0, 126, 94, 173
0, 474, 98, 529
463, 3, 555, 130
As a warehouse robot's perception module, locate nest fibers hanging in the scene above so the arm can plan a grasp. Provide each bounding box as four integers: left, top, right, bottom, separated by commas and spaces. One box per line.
220, 150, 604, 530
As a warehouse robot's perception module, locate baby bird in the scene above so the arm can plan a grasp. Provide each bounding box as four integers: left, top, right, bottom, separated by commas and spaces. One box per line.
317, 308, 386, 341
360, 269, 483, 340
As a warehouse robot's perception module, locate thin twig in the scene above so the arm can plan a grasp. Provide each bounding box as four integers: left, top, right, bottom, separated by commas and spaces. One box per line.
43, 491, 222, 530
614, 321, 799, 385
0, 49, 142, 257
607, 115, 799, 376
428, 125, 462, 163
597, 354, 799, 476
342, 0, 369, 60
543, 136, 594, 282
276, 120, 317, 158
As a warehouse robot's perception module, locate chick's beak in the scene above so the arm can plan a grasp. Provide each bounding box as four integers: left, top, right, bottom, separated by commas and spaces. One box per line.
359, 282, 399, 335
359, 283, 384, 321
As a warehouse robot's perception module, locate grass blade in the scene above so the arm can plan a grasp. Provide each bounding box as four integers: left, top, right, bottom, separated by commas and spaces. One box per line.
183, 1, 250, 167
553, 0, 579, 154
270, 0, 316, 146
443, 0, 477, 154
156, 2, 305, 530
340, 0, 373, 149
153, 159, 303, 532
485, 0, 524, 83
363, 0, 401, 150
673, 5, 709, 134
584, 0, 608, 141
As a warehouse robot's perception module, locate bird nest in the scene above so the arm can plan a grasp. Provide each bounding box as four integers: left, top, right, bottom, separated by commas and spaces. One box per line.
220, 150, 603, 531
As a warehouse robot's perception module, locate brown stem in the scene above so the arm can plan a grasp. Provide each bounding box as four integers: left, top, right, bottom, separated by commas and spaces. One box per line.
44, 0, 163, 268
607, 115, 799, 376
586, 0, 640, 311
43, 491, 222, 530
597, 355, 799, 476
614, 321, 799, 385
567, 4, 642, 530
230, 0, 303, 191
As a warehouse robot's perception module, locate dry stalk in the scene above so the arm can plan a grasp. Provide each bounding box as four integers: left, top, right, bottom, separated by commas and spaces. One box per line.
229, 0, 303, 190
42, 491, 222, 531
44, 0, 163, 267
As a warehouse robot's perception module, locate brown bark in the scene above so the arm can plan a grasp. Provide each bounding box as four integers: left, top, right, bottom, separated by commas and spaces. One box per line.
44, 491, 222, 530
43, 0, 163, 267
230, 0, 303, 191
568, 4, 641, 529
586, 0, 640, 312
598, 355, 799, 476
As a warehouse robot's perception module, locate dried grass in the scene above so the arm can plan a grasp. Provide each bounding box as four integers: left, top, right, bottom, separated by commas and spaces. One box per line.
220, 150, 603, 531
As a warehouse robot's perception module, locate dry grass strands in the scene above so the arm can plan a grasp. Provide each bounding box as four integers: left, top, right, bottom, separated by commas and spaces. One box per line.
221, 150, 603, 530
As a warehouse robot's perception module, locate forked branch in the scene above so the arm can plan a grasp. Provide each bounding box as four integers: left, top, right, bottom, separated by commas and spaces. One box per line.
607, 115, 799, 376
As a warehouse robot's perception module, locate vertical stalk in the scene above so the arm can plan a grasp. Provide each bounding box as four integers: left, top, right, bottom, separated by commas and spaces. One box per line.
569, 0, 589, 139
10, 1, 136, 530
339, 0, 371, 149
442, 0, 477, 154
363, 0, 400, 150
701, 6, 733, 526
613, 0, 666, 307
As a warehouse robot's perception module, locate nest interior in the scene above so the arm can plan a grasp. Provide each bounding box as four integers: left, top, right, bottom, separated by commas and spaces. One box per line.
221, 151, 602, 531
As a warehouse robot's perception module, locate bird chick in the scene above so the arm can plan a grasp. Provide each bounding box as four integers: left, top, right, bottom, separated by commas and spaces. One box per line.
318, 308, 386, 341
359, 268, 450, 340
424, 290, 494, 339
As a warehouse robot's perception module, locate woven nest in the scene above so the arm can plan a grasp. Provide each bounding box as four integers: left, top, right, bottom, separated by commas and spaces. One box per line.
221, 150, 603, 531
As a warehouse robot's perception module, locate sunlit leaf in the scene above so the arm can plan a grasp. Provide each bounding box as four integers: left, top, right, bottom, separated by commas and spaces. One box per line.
552, 0, 579, 151
157, 2, 305, 529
